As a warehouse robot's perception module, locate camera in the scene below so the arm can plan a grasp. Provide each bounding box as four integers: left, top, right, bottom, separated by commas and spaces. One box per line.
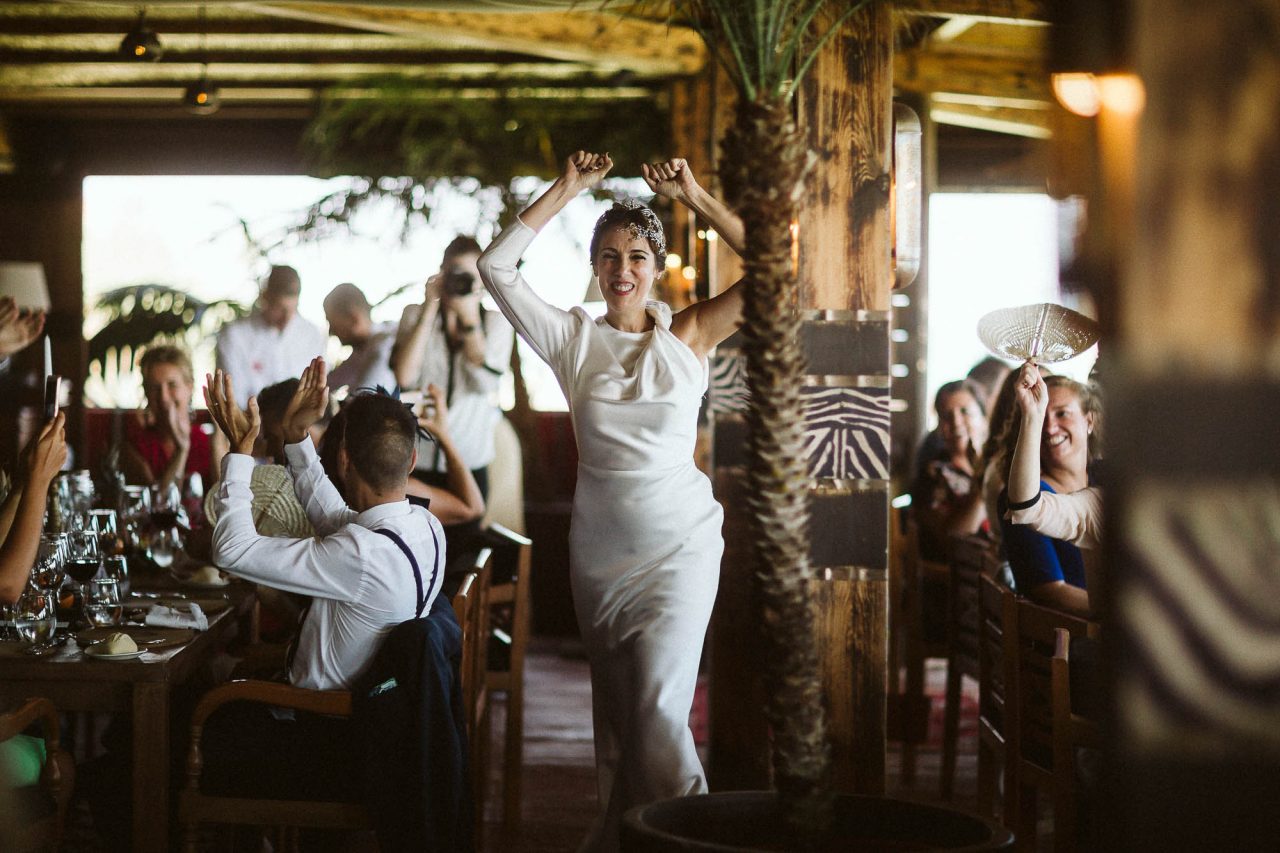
443, 269, 477, 296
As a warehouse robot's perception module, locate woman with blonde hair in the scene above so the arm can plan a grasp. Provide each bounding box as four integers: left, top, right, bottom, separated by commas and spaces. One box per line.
121, 343, 212, 488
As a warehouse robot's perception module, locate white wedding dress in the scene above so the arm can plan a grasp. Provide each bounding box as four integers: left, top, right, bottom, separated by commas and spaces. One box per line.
479, 219, 724, 853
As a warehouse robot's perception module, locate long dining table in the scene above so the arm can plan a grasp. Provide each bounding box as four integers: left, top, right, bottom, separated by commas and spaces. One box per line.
0, 578, 254, 853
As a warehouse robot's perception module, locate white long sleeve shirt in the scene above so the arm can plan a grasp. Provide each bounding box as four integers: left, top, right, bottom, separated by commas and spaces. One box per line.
1007, 486, 1103, 550
211, 437, 445, 690
215, 311, 327, 405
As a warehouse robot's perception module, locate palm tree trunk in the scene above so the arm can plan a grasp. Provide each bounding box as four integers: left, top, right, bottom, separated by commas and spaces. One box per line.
721, 95, 831, 841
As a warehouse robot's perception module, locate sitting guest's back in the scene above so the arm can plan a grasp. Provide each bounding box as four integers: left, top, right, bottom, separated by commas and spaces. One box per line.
210, 361, 445, 688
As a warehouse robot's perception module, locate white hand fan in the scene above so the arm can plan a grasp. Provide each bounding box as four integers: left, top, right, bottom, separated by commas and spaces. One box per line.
977, 303, 1100, 364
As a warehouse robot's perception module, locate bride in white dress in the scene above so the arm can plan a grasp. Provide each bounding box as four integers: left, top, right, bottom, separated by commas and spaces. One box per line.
478, 151, 747, 853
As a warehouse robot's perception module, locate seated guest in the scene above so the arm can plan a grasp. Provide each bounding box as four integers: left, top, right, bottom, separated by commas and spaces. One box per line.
911, 378, 990, 562
121, 344, 212, 489
999, 368, 1101, 617
0, 413, 66, 603
1007, 361, 1102, 551
319, 383, 485, 528
199, 357, 446, 798
323, 282, 398, 394
912, 356, 1009, 483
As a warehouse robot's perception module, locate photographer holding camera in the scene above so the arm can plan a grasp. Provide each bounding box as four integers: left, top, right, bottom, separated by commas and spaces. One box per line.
391, 236, 513, 498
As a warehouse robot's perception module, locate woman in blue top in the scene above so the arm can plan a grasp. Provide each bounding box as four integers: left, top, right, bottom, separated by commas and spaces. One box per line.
999, 371, 1100, 616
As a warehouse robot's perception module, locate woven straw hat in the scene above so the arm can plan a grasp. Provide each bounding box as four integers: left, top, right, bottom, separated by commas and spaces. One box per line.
977, 303, 1099, 364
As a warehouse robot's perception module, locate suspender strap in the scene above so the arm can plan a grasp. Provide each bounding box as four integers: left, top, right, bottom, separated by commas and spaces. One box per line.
374, 525, 441, 618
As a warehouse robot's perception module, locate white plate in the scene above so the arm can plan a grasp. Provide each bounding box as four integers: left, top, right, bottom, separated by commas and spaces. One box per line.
84, 646, 144, 661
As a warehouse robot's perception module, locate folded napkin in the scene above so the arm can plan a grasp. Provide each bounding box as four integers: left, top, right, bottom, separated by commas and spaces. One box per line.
145, 602, 209, 631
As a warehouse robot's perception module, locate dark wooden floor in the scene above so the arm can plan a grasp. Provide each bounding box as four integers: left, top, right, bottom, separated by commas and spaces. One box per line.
481, 649, 993, 852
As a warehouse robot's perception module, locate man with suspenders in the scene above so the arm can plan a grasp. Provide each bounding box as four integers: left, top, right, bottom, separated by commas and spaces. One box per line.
200, 356, 446, 798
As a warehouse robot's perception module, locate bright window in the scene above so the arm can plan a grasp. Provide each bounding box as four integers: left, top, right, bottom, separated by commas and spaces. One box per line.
82, 175, 640, 410
925, 193, 1096, 424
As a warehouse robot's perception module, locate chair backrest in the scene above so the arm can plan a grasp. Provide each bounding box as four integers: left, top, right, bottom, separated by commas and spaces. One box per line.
451, 571, 478, 704
948, 534, 994, 677
978, 574, 1015, 741
1011, 598, 1096, 775
0, 697, 73, 853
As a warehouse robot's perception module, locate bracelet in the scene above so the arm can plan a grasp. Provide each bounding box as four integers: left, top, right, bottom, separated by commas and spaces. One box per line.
1006, 492, 1041, 512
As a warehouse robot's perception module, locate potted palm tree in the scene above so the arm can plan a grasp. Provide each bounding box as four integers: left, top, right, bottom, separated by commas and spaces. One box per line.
618, 2, 1010, 849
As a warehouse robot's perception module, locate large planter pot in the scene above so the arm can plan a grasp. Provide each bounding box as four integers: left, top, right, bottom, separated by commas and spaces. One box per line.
621, 792, 1013, 852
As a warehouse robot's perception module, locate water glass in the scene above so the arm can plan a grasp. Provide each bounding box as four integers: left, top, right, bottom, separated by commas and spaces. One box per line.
84, 577, 122, 628
103, 555, 129, 595
14, 589, 57, 646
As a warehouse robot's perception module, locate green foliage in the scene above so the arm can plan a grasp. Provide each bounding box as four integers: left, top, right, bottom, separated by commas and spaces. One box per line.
637, 0, 869, 102
303, 80, 667, 184
87, 284, 247, 384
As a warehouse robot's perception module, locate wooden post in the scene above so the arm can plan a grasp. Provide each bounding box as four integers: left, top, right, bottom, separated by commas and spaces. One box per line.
1109, 1, 1280, 849
795, 2, 894, 795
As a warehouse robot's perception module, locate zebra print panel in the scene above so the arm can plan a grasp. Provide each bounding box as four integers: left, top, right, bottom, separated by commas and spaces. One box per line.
1121, 480, 1280, 748
803, 386, 891, 480
708, 353, 749, 414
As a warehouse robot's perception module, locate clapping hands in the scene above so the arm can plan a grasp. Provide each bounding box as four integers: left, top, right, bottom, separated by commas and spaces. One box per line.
0, 297, 45, 359
203, 371, 260, 456
282, 357, 330, 445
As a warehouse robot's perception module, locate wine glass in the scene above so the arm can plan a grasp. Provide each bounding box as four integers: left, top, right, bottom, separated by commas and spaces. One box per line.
84, 577, 122, 628
120, 485, 150, 554
149, 483, 184, 531
63, 530, 101, 624
14, 589, 57, 647
86, 509, 121, 557
30, 534, 66, 591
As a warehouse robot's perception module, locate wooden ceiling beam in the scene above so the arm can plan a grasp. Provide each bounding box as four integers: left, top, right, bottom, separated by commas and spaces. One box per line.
240, 3, 707, 75
893, 0, 1050, 25
929, 100, 1051, 139
0, 84, 653, 104
894, 50, 1049, 103
0, 61, 633, 87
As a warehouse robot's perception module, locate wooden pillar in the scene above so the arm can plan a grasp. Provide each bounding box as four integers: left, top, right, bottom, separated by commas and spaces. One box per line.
1109, 1, 1280, 849
794, 3, 894, 795
0, 169, 85, 468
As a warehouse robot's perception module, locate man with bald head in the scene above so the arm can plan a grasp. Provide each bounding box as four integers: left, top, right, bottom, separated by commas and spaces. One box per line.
216, 265, 326, 405
323, 282, 397, 393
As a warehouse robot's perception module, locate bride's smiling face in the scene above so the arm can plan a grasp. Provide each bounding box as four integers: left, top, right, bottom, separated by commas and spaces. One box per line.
593, 226, 659, 312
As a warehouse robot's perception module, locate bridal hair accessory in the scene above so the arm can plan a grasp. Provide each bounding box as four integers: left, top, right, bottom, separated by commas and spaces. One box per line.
593, 200, 667, 259
977, 303, 1100, 364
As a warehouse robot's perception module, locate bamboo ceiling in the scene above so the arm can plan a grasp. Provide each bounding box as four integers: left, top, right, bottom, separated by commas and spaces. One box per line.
0, 1, 1052, 138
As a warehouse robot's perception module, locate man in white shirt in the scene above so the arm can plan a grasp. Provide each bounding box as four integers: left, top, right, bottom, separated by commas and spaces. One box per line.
216, 265, 327, 405
323, 282, 398, 395
392, 236, 513, 498
192, 358, 446, 804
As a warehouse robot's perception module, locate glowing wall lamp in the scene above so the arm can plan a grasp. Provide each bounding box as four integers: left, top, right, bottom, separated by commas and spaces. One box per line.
892, 102, 922, 289
183, 72, 220, 115
1049, 0, 1141, 117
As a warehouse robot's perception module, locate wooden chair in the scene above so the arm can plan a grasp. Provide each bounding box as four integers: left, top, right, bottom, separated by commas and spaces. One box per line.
977, 574, 1017, 824
483, 523, 533, 831
940, 533, 996, 799
1008, 598, 1099, 852
1051, 627, 1102, 853
898, 514, 950, 785
0, 697, 74, 853
453, 550, 492, 845
178, 681, 366, 852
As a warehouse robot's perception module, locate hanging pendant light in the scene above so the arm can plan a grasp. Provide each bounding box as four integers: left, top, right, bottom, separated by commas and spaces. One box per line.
184, 70, 220, 115
119, 9, 163, 61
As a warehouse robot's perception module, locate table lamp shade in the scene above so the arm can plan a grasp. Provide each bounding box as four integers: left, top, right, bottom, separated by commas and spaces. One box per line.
0, 262, 50, 311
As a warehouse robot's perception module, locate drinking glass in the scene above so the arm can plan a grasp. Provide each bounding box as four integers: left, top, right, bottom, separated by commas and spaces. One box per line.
30, 534, 66, 591
120, 486, 151, 554
147, 527, 181, 570
86, 508, 121, 556
149, 483, 184, 531
84, 577, 122, 628
103, 555, 129, 596
14, 589, 57, 646
63, 529, 101, 622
